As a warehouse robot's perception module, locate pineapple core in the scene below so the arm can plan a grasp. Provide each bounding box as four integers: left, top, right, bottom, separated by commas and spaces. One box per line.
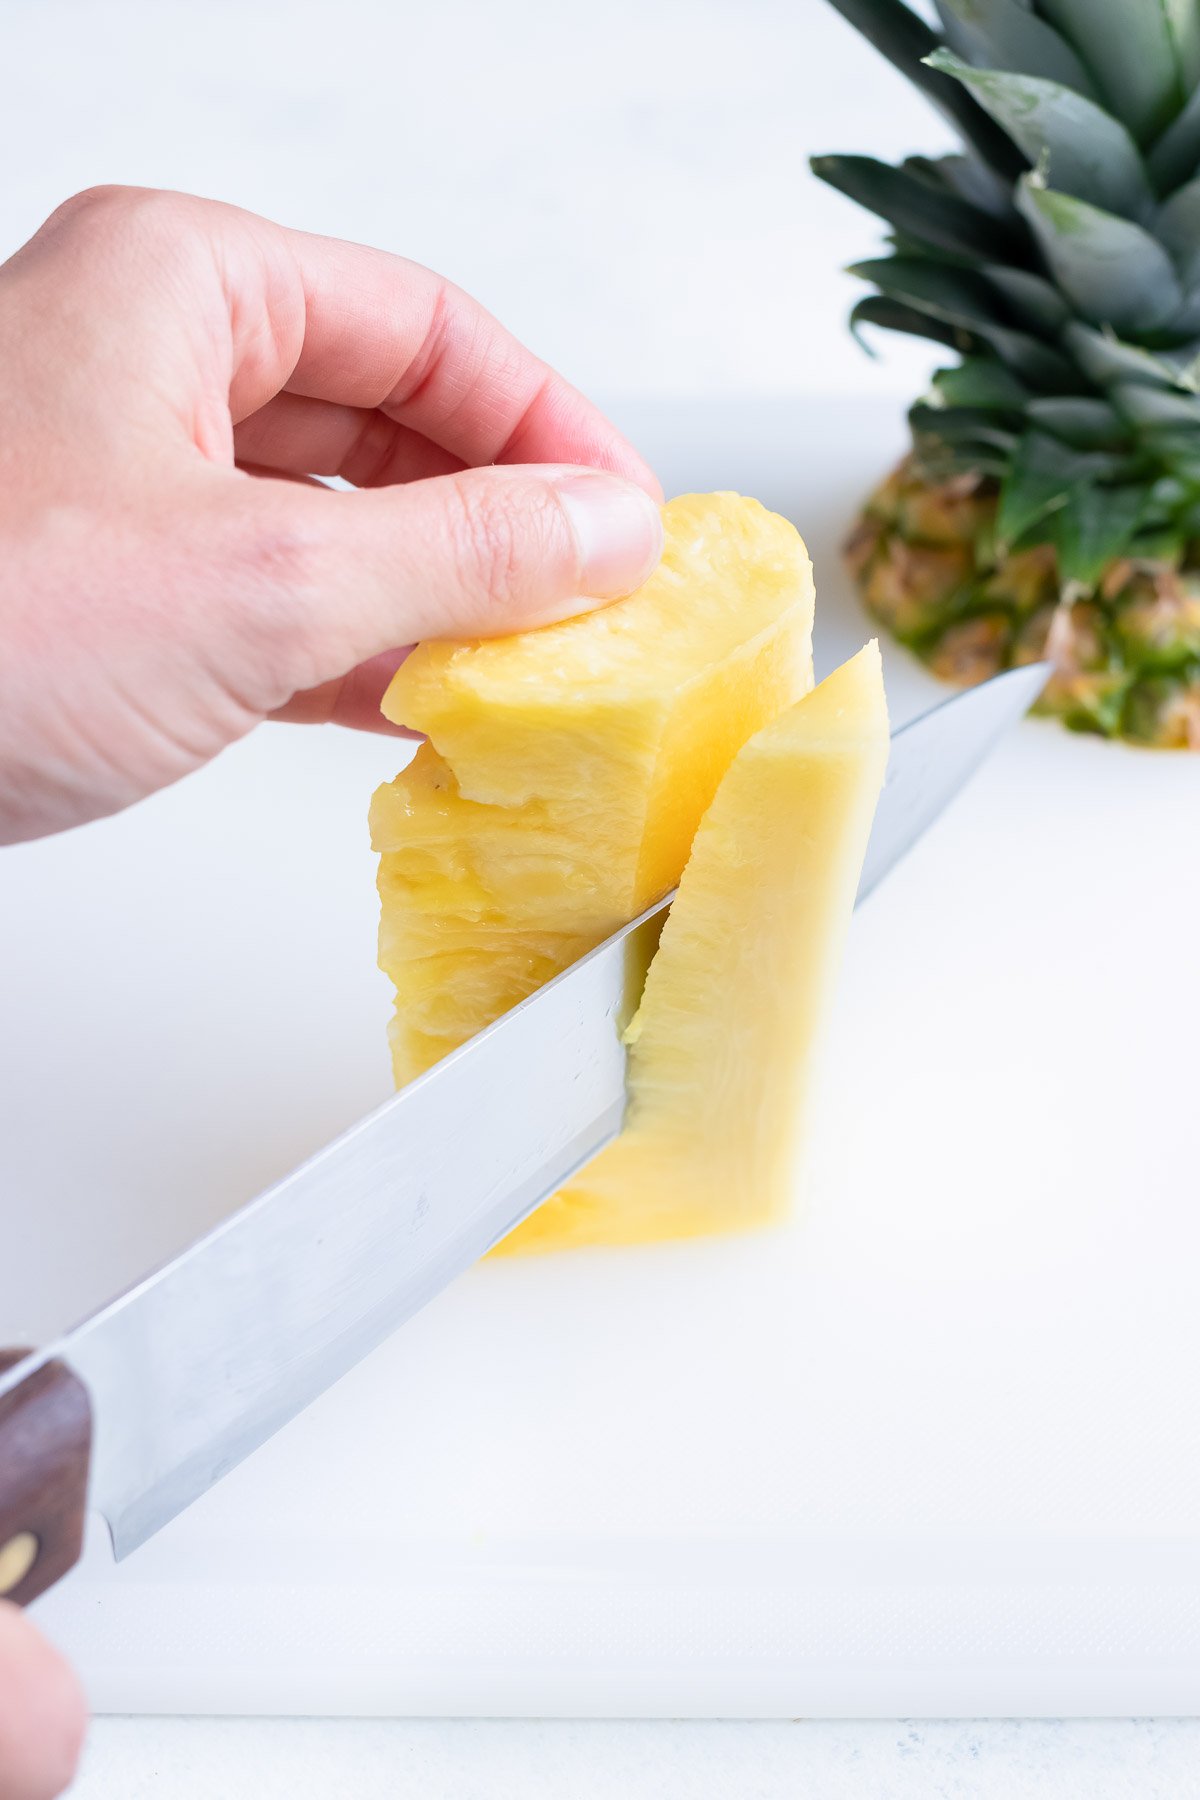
370, 492, 885, 1250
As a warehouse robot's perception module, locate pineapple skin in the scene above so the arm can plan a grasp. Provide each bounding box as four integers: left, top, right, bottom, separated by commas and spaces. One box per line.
849, 458, 1200, 750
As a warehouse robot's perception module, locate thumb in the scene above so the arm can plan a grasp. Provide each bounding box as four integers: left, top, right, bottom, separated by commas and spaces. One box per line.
0, 1603, 86, 1800
256, 462, 664, 686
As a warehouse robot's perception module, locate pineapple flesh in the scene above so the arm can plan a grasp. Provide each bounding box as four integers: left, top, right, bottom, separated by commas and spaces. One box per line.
815, 0, 1200, 748
371, 494, 815, 1089
371, 494, 885, 1253
498, 643, 889, 1253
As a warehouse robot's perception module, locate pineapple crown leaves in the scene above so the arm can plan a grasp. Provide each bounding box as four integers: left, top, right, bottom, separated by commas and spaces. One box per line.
814, 0, 1200, 578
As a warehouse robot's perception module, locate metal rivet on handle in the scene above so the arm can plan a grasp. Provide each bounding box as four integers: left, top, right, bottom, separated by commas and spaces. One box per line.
0, 1531, 39, 1596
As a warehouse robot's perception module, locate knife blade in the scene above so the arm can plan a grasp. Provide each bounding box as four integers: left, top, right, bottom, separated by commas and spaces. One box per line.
0, 660, 1049, 1604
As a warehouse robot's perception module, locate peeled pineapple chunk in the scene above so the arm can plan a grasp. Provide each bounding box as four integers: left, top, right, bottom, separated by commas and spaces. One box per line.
371, 494, 815, 1086
371, 493, 886, 1254
498, 642, 889, 1253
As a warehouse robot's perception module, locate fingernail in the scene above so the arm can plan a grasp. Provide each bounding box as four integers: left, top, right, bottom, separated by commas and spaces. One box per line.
556, 473, 664, 601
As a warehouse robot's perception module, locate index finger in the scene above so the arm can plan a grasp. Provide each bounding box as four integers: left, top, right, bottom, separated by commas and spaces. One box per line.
234, 213, 663, 495
16, 188, 661, 496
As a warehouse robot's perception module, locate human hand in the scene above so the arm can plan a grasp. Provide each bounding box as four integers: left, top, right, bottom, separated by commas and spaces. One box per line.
0, 1603, 86, 1799
0, 187, 663, 844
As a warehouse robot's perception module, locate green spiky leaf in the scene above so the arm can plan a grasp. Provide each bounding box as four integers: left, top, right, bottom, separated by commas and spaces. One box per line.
1053, 482, 1150, 584
1064, 323, 1193, 391
996, 430, 1073, 543
1156, 432, 1200, 483
925, 51, 1155, 221
910, 399, 1019, 451
1025, 396, 1128, 448
1166, 0, 1200, 91
932, 358, 1030, 409
934, 0, 1098, 96
1016, 178, 1184, 335
1147, 473, 1196, 515
903, 153, 1014, 217
1035, 0, 1190, 144
848, 253, 1084, 388
996, 429, 1131, 546
1114, 381, 1200, 433
1156, 293, 1200, 342
849, 295, 978, 356
812, 155, 1028, 261
1156, 173, 1200, 289
822, 0, 1028, 176
1147, 84, 1200, 193
886, 230, 976, 268
980, 265, 1071, 334
847, 255, 1001, 320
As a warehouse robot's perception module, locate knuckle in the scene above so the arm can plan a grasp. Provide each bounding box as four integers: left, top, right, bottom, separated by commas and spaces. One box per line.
109, 187, 198, 246
445, 477, 519, 603
37, 186, 134, 249
50, 183, 135, 222
444, 476, 562, 609
47, 184, 157, 232
45, 185, 202, 261
246, 515, 323, 606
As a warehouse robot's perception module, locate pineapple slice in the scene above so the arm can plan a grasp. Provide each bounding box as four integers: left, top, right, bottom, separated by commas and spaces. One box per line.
497, 643, 889, 1252
371, 494, 815, 1086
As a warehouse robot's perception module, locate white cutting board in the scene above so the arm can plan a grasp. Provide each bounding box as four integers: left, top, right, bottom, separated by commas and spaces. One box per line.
5, 398, 1200, 1718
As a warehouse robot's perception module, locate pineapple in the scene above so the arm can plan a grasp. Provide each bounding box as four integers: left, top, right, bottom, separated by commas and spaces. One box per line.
814, 0, 1200, 747
499, 644, 888, 1252
371, 495, 887, 1252
371, 493, 815, 1087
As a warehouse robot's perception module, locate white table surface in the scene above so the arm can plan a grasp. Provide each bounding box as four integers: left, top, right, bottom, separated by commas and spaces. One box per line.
71, 1717, 1200, 1799
7, 2, 1196, 1793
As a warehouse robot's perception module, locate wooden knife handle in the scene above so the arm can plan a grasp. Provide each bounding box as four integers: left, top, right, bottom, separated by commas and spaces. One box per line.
0, 1351, 92, 1606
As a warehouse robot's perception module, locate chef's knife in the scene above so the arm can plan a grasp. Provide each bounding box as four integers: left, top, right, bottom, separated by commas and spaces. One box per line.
0, 660, 1049, 1607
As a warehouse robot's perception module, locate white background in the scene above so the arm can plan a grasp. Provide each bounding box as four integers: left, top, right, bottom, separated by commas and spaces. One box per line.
2, 0, 946, 402
2, 4, 1191, 1797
